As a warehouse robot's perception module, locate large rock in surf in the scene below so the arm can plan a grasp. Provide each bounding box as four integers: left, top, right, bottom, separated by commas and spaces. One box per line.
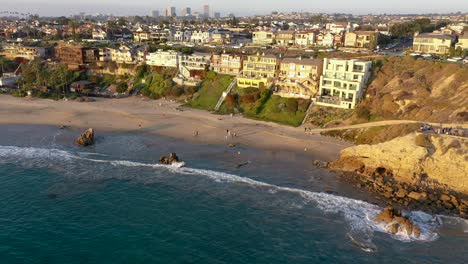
375, 206, 421, 238
75, 128, 95, 146
159, 152, 180, 165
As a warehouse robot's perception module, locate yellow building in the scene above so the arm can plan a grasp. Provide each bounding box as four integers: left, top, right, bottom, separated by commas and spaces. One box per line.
344, 31, 381, 49
413, 33, 455, 55
455, 32, 468, 50
237, 54, 279, 88
276, 58, 323, 99
211, 53, 244, 75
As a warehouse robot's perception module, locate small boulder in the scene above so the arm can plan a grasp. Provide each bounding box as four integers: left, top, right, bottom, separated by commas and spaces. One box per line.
408, 191, 428, 202
374, 206, 420, 238
160, 153, 181, 165
75, 128, 95, 146
395, 188, 408, 198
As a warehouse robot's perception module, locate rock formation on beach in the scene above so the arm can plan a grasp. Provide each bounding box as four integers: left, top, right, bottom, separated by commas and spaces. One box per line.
329, 133, 468, 217
374, 206, 421, 238
160, 152, 180, 165
75, 128, 95, 146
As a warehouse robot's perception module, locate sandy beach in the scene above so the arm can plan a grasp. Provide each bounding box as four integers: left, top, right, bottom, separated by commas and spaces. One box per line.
0, 95, 351, 160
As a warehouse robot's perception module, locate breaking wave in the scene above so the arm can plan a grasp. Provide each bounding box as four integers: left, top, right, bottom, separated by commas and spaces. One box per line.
0, 145, 466, 252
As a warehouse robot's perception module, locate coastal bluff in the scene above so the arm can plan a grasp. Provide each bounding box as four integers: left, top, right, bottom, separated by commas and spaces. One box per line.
329, 133, 468, 216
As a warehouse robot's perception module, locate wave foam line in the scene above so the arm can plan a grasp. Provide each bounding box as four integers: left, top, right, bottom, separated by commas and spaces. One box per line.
2, 145, 465, 246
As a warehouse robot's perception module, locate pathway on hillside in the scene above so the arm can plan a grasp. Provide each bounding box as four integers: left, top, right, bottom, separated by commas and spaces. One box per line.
305, 120, 468, 134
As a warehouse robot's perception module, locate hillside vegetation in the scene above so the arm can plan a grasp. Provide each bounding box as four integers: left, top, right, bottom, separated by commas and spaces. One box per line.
355, 56, 468, 123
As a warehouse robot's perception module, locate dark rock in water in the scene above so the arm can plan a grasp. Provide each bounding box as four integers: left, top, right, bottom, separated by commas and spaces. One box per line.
48, 193, 58, 199
160, 152, 181, 165
75, 128, 95, 146
374, 206, 421, 238
236, 161, 250, 168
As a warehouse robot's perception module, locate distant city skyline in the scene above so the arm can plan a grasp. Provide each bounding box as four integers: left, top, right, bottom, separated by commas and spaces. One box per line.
0, 0, 467, 17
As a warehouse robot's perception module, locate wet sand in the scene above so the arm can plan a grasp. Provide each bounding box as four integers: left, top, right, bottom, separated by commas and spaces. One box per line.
0, 95, 351, 161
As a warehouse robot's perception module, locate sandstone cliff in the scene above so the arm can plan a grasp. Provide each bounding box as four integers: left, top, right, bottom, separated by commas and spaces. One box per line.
331, 133, 467, 194
330, 133, 468, 217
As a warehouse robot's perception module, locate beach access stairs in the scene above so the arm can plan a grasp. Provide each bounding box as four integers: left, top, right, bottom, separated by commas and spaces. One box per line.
214, 74, 239, 111
301, 100, 315, 126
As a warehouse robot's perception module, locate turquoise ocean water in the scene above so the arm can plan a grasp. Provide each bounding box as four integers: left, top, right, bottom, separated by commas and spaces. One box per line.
0, 125, 467, 263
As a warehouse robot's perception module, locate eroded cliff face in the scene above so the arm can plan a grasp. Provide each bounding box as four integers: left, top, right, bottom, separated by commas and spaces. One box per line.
331, 133, 467, 194
329, 133, 468, 217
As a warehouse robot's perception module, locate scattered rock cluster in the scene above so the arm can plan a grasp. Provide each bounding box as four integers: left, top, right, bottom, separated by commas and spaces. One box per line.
75, 128, 95, 147
374, 206, 421, 238
159, 153, 180, 165
344, 167, 468, 218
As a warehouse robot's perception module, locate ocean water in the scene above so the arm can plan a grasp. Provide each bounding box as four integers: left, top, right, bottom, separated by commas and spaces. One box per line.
0, 125, 467, 264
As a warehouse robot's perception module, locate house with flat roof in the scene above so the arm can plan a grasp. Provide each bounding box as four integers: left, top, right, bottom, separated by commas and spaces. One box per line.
413, 32, 455, 55
276, 57, 323, 99
455, 32, 468, 51
146, 50, 180, 68
211, 52, 244, 75
237, 53, 280, 89
315, 58, 372, 109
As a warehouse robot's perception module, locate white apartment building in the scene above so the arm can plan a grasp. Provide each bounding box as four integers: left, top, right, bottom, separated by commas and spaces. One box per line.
315, 58, 372, 109
146, 50, 180, 67
178, 52, 211, 71
190, 30, 212, 44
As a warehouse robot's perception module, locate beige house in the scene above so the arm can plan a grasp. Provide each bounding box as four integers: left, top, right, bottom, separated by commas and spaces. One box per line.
315, 58, 372, 109
237, 54, 279, 88
211, 53, 244, 75
275, 31, 295, 46
295, 32, 316, 47
252, 31, 275, 45
276, 58, 323, 99
413, 33, 455, 55
146, 49, 180, 67
1, 44, 47, 60
344, 31, 381, 49
455, 32, 468, 50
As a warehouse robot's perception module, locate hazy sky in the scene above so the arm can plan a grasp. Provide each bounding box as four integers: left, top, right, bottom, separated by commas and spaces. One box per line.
0, 0, 467, 16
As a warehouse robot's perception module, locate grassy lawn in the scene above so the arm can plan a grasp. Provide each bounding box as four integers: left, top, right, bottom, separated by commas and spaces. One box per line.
220, 87, 309, 127
186, 72, 234, 110
243, 94, 308, 127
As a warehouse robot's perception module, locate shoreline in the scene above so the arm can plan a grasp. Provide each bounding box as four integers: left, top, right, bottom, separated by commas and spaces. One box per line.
0, 95, 351, 161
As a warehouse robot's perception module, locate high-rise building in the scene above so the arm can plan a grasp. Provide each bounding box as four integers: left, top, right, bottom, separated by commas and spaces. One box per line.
151, 10, 159, 18
214, 12, 221, 19
203, 5, 210, 18
165, 6, 176, 17
182, 7, 191, 17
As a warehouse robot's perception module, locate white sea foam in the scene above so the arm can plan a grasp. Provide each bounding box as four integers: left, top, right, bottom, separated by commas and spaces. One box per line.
1, 145, 466, 250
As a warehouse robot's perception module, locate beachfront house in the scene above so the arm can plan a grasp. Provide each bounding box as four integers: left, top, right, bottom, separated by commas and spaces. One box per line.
146, 49, 180, 68
275, 57, 323, 99
56, 44, 98, 69
211, 52, 244, 75
237, 53, 280, 89
315, 58, 372, 109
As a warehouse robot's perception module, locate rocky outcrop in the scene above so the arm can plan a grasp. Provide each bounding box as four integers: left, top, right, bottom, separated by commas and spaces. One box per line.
159, 152, 180, 165
75, 128, 95, 146
330, 133, 468, 217
375, 206, 421, 238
